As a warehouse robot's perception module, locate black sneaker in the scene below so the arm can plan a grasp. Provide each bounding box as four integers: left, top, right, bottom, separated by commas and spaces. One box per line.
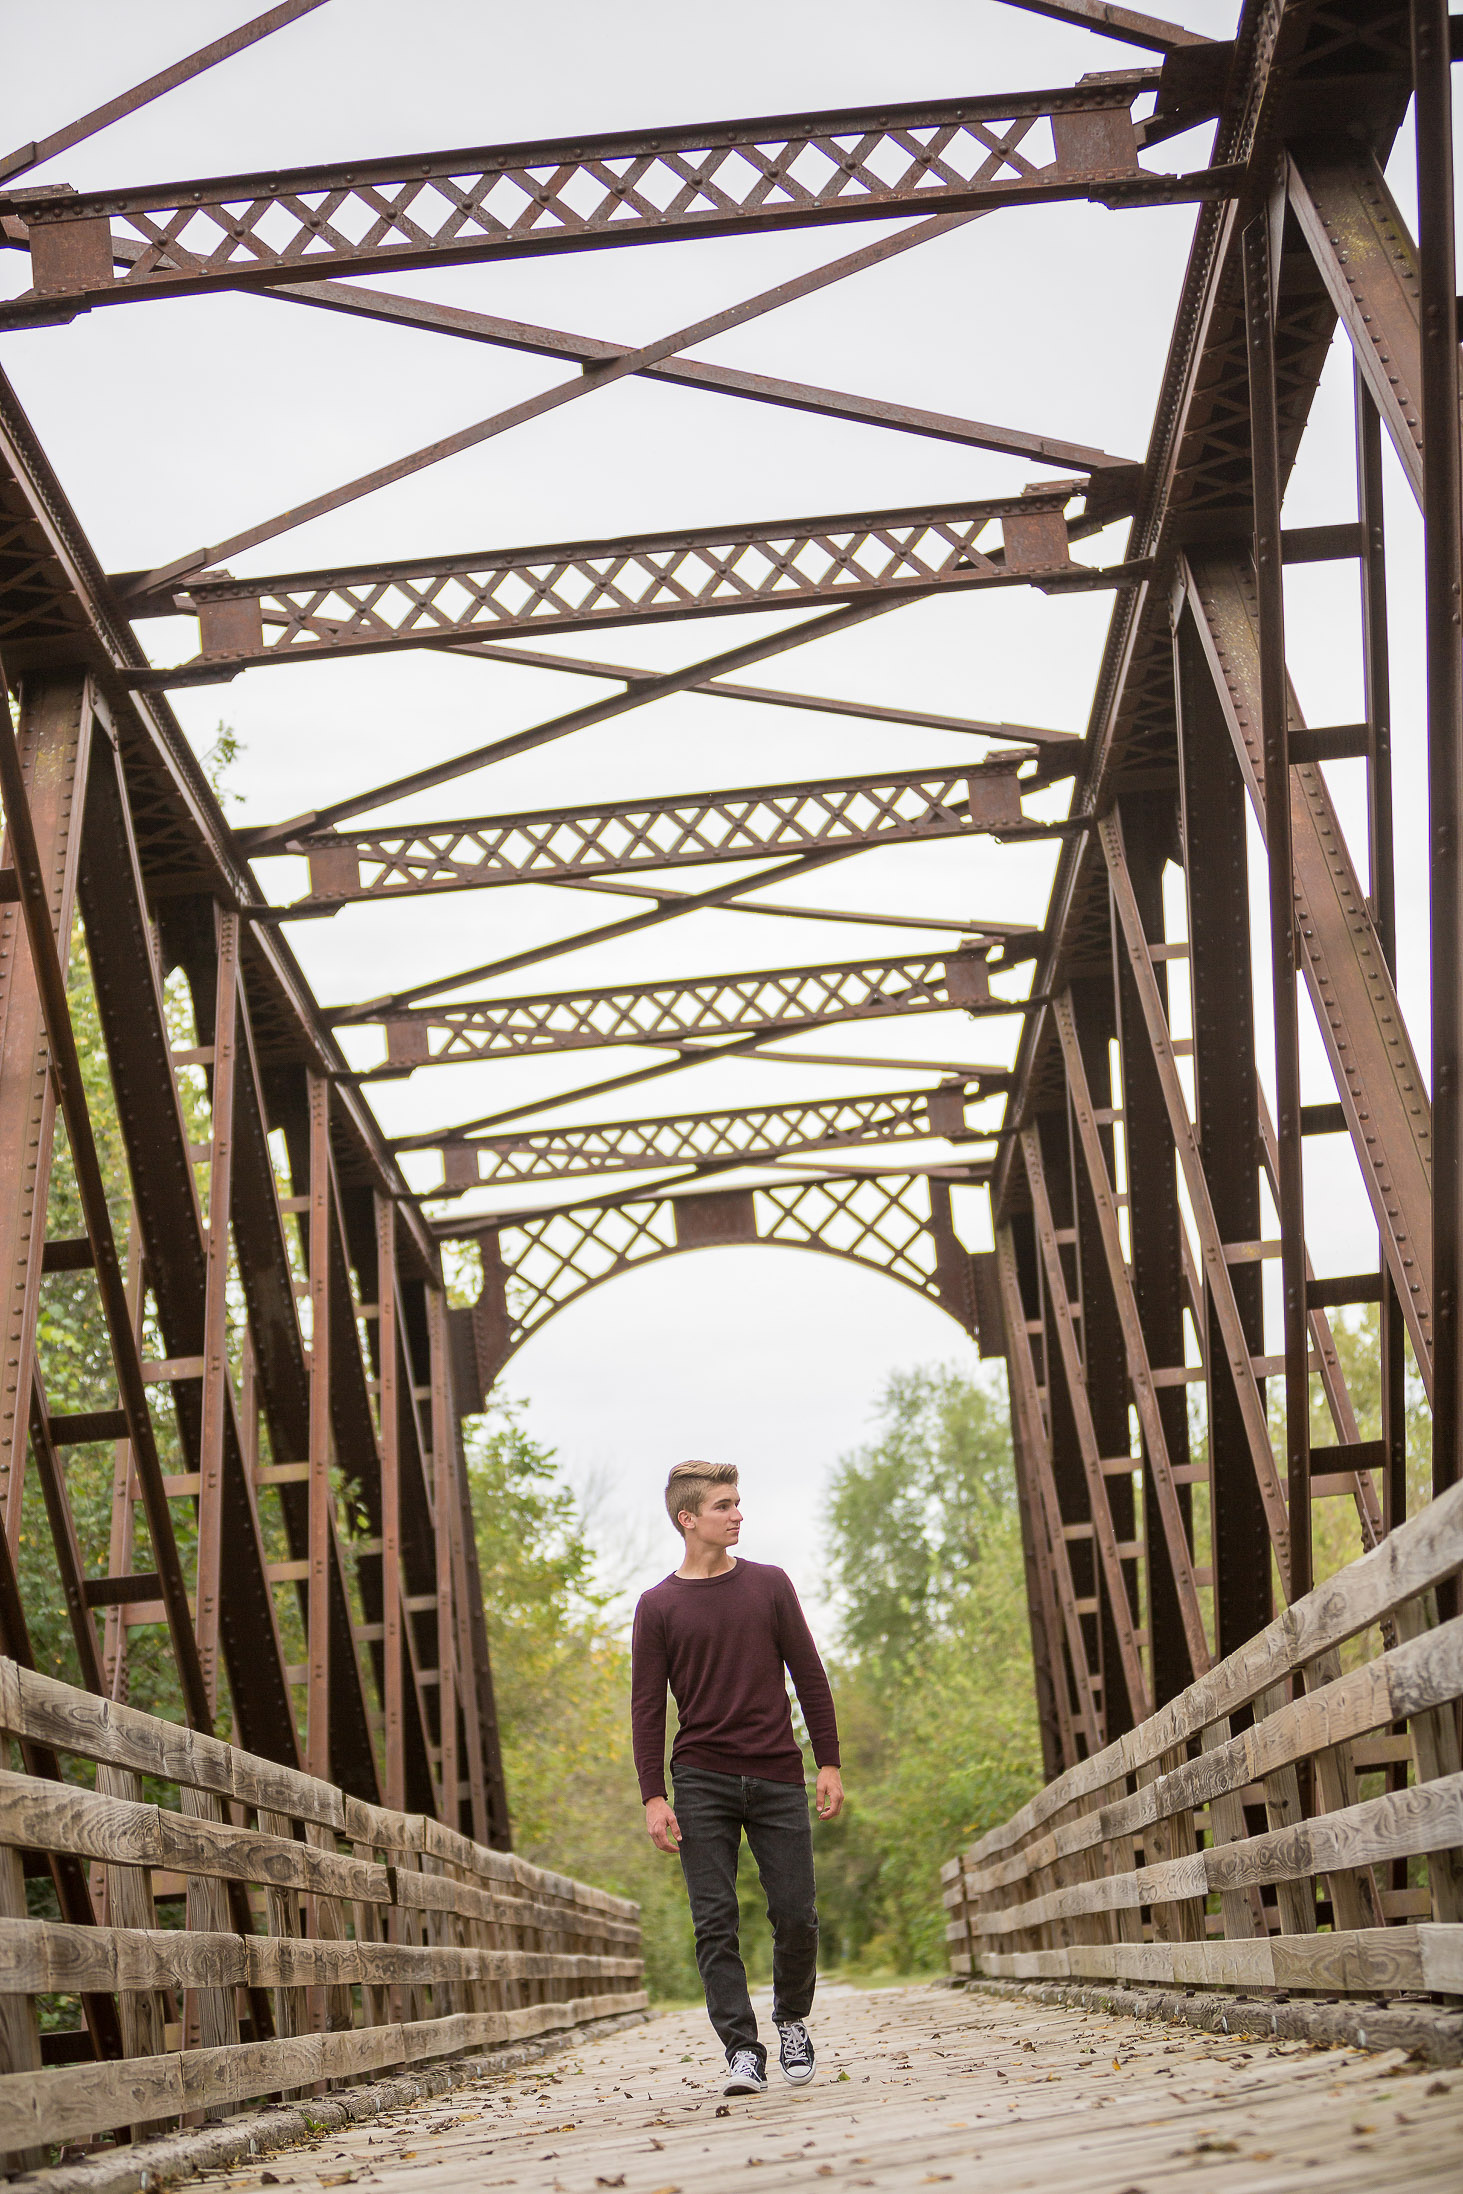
776, 2019, 816, 2085
723, 2048, 768, 2095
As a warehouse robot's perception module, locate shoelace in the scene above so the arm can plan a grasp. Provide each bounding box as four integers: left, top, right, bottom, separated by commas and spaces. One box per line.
780, 2023, 812, 2060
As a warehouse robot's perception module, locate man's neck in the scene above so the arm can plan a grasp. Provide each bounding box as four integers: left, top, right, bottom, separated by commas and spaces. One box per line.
676, 1544, 738, 1581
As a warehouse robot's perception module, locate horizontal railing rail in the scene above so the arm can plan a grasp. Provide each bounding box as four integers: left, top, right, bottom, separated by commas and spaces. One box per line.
0, 1663, 643, 2161
942, 1481, 1463, 2006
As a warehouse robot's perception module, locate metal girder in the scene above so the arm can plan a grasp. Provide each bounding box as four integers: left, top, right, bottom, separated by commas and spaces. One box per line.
1100, 808, 1292, 1592
993, 1221, 1101, 1761
1020, 1123, 1152, 1725
136, 495, 1144, 679
449, 1167, 983, 1394
0, 77, 1241, 327
0, 675, 92, 1543
1180, 551, 1435, 1395
287, 759, 1033, 909
368, 948, 1015, 1067
413, 1082, 1000, 1189
1285, 149, 1431, 510
1050, 988, 1211, 1678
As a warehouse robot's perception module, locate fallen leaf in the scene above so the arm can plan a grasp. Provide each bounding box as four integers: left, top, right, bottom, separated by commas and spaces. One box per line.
261, 2179, 279, 2187
1353, 2124, 1375, 2135
716, 2105, 731, 2119
817, 2170, 834, 2180
1112, 2059, 1122, 2072
320, 2176, 354, 2187
836, 2071, 850, 2083
921, 2179, 952, 2186
595, 2179, 626, 2188
1427, 2081, 1450, 2097
1249, 2154, 1273, 2163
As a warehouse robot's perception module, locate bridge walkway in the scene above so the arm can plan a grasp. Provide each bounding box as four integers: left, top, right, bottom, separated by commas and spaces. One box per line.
189, 1984, 1463, 2194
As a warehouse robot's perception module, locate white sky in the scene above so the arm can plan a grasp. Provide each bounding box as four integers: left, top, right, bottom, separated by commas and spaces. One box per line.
0, 1, 1435, 1626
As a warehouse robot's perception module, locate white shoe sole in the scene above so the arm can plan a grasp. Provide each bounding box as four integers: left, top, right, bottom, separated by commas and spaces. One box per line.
780, 2063, 815, 2085
723, 2077, 767, 2095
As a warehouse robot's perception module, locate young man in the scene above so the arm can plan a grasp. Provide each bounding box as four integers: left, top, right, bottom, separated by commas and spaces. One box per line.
630, 1461, 843, 2098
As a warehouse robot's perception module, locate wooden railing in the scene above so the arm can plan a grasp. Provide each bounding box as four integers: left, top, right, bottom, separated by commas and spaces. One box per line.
0, 1663, 644, 2159
943, 1479, 1463, 2006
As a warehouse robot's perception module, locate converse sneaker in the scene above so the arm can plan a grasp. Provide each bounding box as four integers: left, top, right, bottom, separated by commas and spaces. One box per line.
723, 2047, 768, 2095
776, 2019, 816, 2084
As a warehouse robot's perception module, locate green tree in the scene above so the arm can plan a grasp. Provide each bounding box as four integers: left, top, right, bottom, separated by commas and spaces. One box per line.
464, 1399, 699, 2000
815, 1363, 1042, 1975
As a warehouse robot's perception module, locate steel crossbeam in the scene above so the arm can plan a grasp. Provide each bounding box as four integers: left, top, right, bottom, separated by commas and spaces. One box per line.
415, 1082, 997, 1189
286, 760, 1032, 907
133, 494, 1144, 677
449, 1165, 984, 1395
367, 949, 1012, 1067
0, 77, 1240, 327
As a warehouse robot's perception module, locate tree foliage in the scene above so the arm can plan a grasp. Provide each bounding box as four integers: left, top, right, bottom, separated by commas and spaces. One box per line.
813, 1364, 1042, 1975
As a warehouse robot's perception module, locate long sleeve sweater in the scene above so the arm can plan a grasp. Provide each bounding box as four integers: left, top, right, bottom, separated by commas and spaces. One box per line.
629, 1557, 840, 1802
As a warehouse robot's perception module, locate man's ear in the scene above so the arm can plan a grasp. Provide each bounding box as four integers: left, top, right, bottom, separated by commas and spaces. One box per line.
677, 1508, 695, 1534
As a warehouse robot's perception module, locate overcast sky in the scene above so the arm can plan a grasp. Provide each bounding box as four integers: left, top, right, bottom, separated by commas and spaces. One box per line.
0, 2, 1433, 1625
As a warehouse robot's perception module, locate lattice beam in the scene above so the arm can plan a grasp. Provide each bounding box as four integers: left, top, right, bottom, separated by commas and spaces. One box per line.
367, 948, 1018, 1067
288, 759, 1035, 908
131, 493, 1147, 679
449, 1170, 985, 1390
1, 75, 1239, 326
415, 1080, 1005, 1189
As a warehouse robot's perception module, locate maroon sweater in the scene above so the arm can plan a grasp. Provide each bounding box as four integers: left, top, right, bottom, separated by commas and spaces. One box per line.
630, 1558, 840, 1801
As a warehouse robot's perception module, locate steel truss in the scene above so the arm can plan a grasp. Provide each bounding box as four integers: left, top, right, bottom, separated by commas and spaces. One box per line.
0, 0, 1455, 1963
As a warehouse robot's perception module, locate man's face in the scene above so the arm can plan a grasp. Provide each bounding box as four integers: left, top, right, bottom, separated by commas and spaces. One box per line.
681, 1485, 742, 1552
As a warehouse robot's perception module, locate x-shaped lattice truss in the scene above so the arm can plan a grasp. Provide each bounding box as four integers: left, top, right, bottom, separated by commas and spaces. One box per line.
147, 490, 1134, 672
416, 1082, 1005, 1188
462, 1168, 979, 1367
290, 759, 1031, 906
375, 949, 1002, 1067
4, 74, 1237, 324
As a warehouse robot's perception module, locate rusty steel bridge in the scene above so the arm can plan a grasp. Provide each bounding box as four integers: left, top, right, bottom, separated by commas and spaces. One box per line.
0, 0, 1459, 2127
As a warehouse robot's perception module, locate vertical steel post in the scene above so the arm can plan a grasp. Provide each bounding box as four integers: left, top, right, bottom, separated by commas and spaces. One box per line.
1412, 0, 1463, 1501
306, 1071, 333, 1780
0, 676, 91, 1550
1245, 200, 1309, 1600
196, 909, 239, 1711
1357, 365, 1408, 1532
376, 1193, 405, 1810
426, 1287, 460, 1830
1111, 794, 1200, 1702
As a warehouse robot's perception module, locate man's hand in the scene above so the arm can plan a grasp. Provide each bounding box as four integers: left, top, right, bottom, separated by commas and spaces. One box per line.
645, 1796, 682, 1853
815, 1766, 844, 1821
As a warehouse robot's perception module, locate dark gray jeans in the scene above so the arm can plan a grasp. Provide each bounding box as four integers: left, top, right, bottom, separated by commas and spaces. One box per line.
672, 1765, 818, 2067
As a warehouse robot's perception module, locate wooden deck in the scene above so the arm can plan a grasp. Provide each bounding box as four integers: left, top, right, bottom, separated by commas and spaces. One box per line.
188, 1984, 1463, 2194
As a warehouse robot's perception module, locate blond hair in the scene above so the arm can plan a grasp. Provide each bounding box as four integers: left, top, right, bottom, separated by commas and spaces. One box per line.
665, 1460, 738, 1534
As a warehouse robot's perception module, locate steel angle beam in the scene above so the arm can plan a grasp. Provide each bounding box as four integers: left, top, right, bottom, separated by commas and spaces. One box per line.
363, 949, 1021, 1067
137, 497, 1146, 678
1285, 150, 1432, 511
415, 1083, 996, 1188
2, 78, 1241, 324
0, 675, 93, 1544
1180, 551, 1435, 1396
286, 760, 1033, 907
